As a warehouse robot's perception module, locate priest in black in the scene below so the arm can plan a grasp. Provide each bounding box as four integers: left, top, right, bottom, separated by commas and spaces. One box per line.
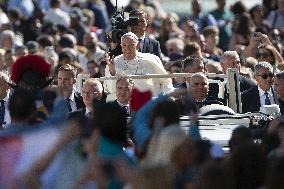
109, 77, 133, 117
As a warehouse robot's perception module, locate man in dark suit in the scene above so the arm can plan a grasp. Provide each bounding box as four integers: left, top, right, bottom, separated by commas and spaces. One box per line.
81, 78, 104, 117
178, 72, 223, 114
220, 51, 256, 92
129, 9, 162, 59
179, 56, 220, 99
69, 77, 105, 121
57, 64, 85, 112
110, 77, 133, 116
241, 62, 277, 113
274, 71, 284, 115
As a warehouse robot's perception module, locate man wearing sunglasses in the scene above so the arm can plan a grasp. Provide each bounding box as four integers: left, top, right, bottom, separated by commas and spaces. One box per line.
274, 71, 284, 115
241, 62, 277, 113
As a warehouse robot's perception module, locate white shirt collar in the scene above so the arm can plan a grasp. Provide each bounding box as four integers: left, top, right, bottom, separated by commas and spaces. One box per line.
69, 90, 75, 101
117, 100, 129, 108
3, 90, 10, 102
258, 85, 273, 97
85, 107, 91, 115
140, 33, 146, 41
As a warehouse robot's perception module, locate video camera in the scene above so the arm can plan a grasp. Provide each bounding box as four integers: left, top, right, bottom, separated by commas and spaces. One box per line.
110, 4, 138, 43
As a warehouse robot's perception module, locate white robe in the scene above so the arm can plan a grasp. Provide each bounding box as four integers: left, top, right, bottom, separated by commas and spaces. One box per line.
104, 52, 173, 101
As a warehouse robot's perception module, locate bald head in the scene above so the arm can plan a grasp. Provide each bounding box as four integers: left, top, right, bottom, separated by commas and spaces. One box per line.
189, 73, 209, 101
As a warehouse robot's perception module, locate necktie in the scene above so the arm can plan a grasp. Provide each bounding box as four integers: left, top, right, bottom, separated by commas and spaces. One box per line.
0, 100, 5, 125
66, 98, 72, 112
86, 111, 92, 118
138, 38, 142, 52
264, 92, 271, 105
123, 106, 129, 115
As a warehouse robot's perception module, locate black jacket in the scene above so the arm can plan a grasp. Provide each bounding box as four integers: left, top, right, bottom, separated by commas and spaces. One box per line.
176, 93, 223, 115
140, 36, 162, 59
74, 92, 85, 110
109, 100, 131, 117
278, 98, 284, 115
241, 86, 277, 113
239, 75, 257, 92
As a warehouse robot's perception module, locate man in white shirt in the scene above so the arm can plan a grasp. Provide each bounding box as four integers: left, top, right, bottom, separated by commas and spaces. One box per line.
241, 62, 277, 113
105, 32, 173, 101
43, 0, 70, 28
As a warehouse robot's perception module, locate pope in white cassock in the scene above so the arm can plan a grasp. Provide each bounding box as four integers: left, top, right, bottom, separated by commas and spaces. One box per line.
104, 32, 174, 100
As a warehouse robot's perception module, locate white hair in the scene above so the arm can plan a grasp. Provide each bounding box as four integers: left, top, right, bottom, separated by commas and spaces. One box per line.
254, 61, 273, 75
190, 72, 209, 83
121, 32, 139, 42
84, 78, 103, 93
1, 30, 15, 39
221, 51, 240, 63
166, 38, 184, 51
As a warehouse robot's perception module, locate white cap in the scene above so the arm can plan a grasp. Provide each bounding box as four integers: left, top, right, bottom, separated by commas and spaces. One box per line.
122, 32, 139, 42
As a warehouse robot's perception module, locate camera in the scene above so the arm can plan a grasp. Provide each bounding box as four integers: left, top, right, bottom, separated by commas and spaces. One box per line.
253, 32, 259, 38
111, 11, 138, 43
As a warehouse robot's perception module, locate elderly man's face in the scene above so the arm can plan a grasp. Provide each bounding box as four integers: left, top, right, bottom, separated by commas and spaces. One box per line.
82, 82, 102, 108
255, 67, 274, 91
121, 36, 139, 60
189, 75, 209, 101
116, 78, 132, 105
274, 77, 284, 99
221, 56, 240, 73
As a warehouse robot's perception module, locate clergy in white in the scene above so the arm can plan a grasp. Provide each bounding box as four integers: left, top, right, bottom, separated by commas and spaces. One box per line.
104, 32, 173, 100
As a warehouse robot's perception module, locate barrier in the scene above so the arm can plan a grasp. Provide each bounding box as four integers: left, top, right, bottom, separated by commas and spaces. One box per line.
76, 69, 241, 112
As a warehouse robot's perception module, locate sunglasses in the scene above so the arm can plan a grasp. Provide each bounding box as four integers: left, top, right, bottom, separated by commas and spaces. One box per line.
256, 51, 272, 58
258, 73, 274, 79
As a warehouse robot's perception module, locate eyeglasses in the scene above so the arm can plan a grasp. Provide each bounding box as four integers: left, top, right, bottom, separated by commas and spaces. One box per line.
82, 91, 101, 96
257, 73, 274, 79
256, 51, 272, 58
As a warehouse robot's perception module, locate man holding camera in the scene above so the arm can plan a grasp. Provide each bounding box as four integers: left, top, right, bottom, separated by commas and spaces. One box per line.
129, 9, 162, 59
104, 32, 173, 101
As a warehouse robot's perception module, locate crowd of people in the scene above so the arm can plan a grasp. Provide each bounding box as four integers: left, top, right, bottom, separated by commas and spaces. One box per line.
1, 0, 284, 188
